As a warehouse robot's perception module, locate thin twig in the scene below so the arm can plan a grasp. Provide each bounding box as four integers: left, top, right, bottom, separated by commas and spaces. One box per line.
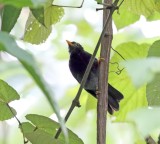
109, 61, 124, 75
52, 0, 84, 8
111, 47, 126, 60
7, 104, 28, 144
109, 47, 125, 74
119, 0, 125, 7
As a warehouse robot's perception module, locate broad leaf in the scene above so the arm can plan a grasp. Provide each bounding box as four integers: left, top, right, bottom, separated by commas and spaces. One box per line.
128, 107, 160, 137
0, 0, 48, 8
148, 40, 160, 57
0, 79, 20, 103
44, 6, 64, 27
24, 12, 51, 44
22, 114, 84, 144
125, 0, 156, 17
113, 3, 140, 29
122, 58, 160, 87
1, 5, 21, 32
147, 74, 160, 106
0, 101, 16, 121
0, 79, 19, 121
24, 5, 64, 44
147, 40, 160, 106
147, 11, 160, 21
109, 42, 150, 121
155, 0, 160, 13
95, 0, 102, 4
31, 7, 45, 26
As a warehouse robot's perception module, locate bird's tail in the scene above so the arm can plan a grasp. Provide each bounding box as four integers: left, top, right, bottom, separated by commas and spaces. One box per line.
108, 84, 123, 114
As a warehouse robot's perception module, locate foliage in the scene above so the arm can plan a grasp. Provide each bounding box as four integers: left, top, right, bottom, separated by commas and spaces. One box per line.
22, 114, 83, 144
0, 0, 160, 144
24, 6, 64, 44
0, 79, 19, 120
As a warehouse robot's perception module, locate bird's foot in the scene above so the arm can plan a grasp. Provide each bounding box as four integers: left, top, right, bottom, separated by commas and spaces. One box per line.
98, 57, 105, 64
96, 90, 101, 95
96, 90, 101, 98
96, 85, 101, 97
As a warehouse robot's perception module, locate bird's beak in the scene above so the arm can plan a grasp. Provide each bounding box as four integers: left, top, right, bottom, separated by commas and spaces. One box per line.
66, 40, 73, 46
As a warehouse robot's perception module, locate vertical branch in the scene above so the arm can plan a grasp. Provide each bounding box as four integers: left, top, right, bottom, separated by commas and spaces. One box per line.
145, 136, 156, 144
97, 0, 113, 144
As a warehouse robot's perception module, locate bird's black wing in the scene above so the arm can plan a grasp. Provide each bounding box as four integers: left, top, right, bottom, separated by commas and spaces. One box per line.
78, 50, 99, 91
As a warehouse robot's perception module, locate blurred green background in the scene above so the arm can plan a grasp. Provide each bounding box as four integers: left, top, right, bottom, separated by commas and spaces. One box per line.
1, 0, 160, 143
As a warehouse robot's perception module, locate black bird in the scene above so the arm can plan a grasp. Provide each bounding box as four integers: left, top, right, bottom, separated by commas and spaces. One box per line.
66, 40, 123, 114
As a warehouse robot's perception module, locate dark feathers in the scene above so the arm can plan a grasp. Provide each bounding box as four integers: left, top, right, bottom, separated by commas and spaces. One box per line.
67, 41, 123, 114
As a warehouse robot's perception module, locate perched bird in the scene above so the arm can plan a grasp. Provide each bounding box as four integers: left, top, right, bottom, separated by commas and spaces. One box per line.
66, 40, 123, 114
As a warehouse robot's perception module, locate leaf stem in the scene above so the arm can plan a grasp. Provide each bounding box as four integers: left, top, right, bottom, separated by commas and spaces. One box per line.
7, 104, 28, 144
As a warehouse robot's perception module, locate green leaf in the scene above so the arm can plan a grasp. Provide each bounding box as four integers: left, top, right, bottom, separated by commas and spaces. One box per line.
155, 0, 160, 13
109, 42, 150, 121
125, 0, 156, 17
147, 40, 160, 106
23, 114, 84, 144
24, 12, 51, 44
148, 40, 160, 57
0, 101, 16, 121
30, 7, 45, 26
147, 74, 160, 106
0, 79, 20, 103
44, 6, 64, 27
1, 5, 21, 32
127, 107, 160, 137
0, 0, 48, 8
24, 5, 64, 44
0, 32, 67, 139
113, 3, 140, 29
122, 58, 160, 87
0, 79, 18, 120
95, 0, 102, 3
147, 11, 160, 21
26, 114, 59, 134
86, 95, 96, 111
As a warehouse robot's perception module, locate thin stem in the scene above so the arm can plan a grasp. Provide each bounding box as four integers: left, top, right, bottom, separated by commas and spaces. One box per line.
111, 47, 126, 60
7, 104, 28, 144
119, 0, 125, 7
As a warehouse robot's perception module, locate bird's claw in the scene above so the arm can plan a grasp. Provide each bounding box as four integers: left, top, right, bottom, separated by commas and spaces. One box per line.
98, 57, 105, 64
96, 90, 101, 97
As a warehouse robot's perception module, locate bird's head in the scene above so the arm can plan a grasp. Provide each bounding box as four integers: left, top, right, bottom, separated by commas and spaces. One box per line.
66, 40, 83, 53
